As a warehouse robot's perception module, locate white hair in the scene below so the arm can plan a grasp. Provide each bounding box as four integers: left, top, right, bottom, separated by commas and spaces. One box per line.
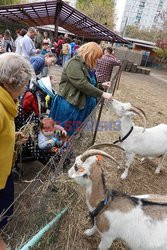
0, 52, 34, 90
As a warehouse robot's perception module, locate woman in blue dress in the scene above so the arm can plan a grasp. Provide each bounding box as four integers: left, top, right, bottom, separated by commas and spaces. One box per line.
49, 42, 112, 135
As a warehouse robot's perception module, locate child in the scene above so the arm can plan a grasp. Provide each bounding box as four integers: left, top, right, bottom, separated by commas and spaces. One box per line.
40, 41, 51, 55
38, 118, 67, 151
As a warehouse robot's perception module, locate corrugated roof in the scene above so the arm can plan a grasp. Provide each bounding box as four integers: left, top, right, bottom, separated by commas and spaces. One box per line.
0, 0, 128, 43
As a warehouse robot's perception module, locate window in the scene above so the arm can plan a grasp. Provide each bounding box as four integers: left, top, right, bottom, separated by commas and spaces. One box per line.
139, 1, 146, 8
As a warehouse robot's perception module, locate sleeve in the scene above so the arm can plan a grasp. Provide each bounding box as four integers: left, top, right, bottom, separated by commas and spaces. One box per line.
31, 59, 40, 75
69, 44, 71, 54
0, 116, 3, 133
111, 55, 121, 66
38, 132, 52, 149
24, 39, 36, 56
66, 60, 103, 98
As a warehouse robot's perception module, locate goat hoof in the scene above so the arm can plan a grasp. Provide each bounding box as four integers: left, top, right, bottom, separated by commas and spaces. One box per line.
155, 169, 161, 174
121, 172, 128, 180
117, 165, 121, 169
84, 229, 95, 236
140, 157, 146, 162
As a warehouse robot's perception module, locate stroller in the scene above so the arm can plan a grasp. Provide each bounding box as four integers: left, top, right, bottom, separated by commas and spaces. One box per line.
13, 76, 72, 180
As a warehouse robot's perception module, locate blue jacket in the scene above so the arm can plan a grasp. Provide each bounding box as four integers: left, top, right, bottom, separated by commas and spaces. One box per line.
30, 55, 45, 75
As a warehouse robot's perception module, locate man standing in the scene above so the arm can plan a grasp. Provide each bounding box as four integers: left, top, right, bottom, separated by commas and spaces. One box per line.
96, 46, 121, 84
22, 27, 40, 60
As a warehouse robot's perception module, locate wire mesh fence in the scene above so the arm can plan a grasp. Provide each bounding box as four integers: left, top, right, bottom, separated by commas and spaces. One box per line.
0, 99, 101, 250
0, 65, 121, 249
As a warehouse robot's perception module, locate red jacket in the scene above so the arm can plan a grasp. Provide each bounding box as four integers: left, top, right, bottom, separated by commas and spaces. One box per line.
22, 92, 39, 115
55, 39, 64, 54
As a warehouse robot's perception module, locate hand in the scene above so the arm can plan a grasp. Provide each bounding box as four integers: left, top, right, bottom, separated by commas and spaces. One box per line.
102, 81, 111, 89
102, 92, 113, 101
48, 139, 54, 144
35, 49, 40, 54
15, 132, 28, 145
62, 130, 67, 137
56, 140, 63, 147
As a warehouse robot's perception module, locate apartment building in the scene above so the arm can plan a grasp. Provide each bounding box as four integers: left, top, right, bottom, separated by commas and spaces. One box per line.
120, 0, 167, 32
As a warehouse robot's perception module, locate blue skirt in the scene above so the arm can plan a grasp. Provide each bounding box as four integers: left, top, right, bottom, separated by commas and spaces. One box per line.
49, 95, 96, 135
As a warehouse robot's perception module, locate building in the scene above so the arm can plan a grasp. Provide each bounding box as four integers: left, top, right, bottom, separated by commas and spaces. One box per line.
65, 0, 77, 7
120, 0, 167, 33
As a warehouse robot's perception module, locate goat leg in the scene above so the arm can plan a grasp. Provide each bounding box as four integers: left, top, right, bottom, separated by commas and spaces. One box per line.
98, 234, 114, 250
121, 153, 135, 179
155, 154, 167, 174
84, 225, 96, 236
118, 150, 126, 169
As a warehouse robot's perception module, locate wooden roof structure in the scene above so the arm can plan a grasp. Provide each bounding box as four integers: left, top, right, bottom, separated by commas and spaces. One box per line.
0, 0, 128, 43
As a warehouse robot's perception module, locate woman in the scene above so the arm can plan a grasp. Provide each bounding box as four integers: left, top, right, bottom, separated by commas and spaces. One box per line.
62, 38, 72, 67
15, 28, 27, 55
3, 29, 14, 52
43, 31, 51, 46
0, 53, 33, 249
49, 42, 112, 135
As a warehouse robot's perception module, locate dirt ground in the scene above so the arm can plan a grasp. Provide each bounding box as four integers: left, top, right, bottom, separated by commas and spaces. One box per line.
8, 68, 167, 249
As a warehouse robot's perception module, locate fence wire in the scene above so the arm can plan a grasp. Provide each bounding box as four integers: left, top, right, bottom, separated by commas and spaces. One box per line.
0, 99, 101, 250
0, 66, 121, 249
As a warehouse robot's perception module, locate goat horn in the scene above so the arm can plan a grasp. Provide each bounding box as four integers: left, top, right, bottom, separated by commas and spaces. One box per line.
133, 106, 147, 119
88, 143, 124, 151
128, 107, 147, 131
80, 149, 119, 165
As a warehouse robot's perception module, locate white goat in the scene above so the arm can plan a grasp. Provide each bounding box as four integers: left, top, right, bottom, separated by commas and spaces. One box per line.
111, 99, 167, 179
68, 148, 167, 250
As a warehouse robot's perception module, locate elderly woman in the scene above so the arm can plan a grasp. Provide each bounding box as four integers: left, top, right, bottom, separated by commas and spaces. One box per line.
49, 42, 112, 135
0, 53, 33, 249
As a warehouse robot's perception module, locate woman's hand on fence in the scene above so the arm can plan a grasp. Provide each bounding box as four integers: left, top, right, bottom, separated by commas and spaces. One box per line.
102, 92, 112, 101
102, 81, 111, 90
15, 132, 28, 145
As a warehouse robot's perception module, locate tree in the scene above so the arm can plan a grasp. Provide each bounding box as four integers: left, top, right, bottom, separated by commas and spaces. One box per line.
0, 0, 27, 4
76, 0, 116, 30
154, 11, 167, 67
124, 25, 161, 42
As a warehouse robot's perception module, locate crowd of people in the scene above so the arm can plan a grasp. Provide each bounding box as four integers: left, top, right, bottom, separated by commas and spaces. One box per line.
0, 27, 81, 67
0, 26, 121, 249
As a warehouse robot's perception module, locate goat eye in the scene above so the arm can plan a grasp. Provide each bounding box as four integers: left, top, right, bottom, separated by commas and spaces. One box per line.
83, 174, 88, 178
74, 164, 78, 171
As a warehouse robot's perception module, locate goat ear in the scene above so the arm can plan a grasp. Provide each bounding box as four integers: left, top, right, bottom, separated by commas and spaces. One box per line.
125, 110, 135, 117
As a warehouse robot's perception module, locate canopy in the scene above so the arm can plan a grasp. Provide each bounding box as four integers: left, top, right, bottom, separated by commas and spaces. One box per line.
0, 0, 128, 43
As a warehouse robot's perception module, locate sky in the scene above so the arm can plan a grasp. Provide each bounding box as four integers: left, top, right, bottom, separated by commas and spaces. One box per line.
115, 0, 127, 31
66, 0, 127, 31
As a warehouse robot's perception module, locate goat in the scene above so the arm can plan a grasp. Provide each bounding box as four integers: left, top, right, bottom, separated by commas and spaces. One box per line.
110, 99, 167, 179
68, 147, 167, 250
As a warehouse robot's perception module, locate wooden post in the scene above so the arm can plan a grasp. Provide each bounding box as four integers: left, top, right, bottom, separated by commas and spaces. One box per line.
91, 66, 122, 145
112, 65, 122, 95
92, 98, 105, 145
54, 0, 63, 39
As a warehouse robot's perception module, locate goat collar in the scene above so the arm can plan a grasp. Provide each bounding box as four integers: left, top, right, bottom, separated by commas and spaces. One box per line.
113, 126, 134, 144
89, 190, 112, 225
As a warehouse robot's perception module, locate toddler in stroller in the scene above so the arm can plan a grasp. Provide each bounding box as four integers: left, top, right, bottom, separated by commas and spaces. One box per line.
13, 77, 72, 180
38, 117, 67, 151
